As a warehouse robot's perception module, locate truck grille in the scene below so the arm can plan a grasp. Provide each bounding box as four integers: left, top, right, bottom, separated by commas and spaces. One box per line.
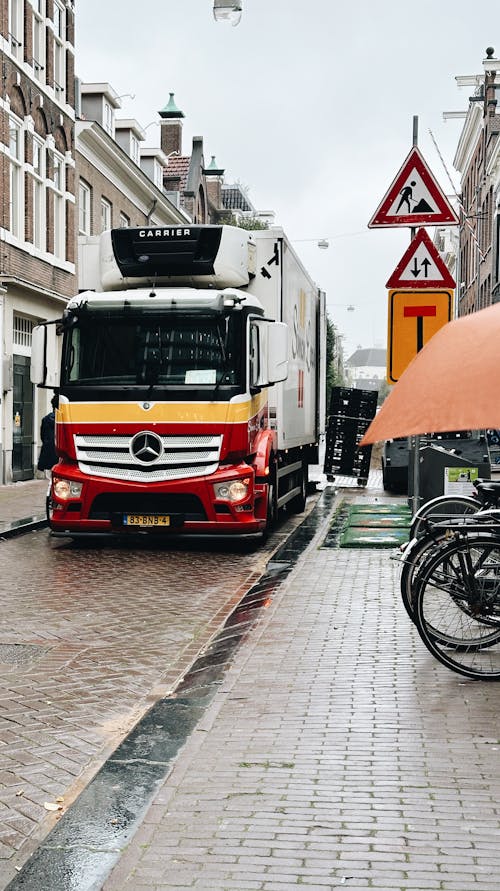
74, 433, 222, 483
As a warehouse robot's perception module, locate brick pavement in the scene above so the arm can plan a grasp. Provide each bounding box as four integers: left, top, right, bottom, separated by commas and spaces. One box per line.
101, 481, 500, 891
0, 479, 47, 535
0, 480, 317, 886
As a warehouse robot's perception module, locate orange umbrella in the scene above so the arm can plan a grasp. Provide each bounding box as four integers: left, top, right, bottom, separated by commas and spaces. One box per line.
361, 303, 500, 445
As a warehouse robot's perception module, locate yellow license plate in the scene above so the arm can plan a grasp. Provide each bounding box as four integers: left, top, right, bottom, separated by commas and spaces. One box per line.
124, 514, 170, 527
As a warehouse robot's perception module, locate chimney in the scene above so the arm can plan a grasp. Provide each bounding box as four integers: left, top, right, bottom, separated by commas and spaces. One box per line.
158, 93, 185, 157
204, 155, 225, 211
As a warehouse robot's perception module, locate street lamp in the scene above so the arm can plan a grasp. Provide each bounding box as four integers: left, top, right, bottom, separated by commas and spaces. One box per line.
213, 0, 243, 26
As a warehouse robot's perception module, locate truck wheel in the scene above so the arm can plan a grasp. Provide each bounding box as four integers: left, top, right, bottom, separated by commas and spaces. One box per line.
265, 465, 278, 533
289, 463, 307, 514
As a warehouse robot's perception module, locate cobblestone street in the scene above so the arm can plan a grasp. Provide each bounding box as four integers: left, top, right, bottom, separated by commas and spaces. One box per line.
0, 493, 307, 884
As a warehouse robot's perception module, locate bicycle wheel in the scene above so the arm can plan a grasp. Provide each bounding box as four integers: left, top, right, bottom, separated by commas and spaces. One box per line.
400, 530, 451, 622
414, 534, 500, 679
410, 494, 482, 539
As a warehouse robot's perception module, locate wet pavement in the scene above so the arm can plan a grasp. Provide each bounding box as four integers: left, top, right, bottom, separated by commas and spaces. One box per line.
3, 469, 500, 890
0, 479, 48, 538
3, 489, 338, 890
0, 475, 326, 888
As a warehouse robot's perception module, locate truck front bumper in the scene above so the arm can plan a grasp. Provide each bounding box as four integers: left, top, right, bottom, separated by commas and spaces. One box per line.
48, 465, 267, 537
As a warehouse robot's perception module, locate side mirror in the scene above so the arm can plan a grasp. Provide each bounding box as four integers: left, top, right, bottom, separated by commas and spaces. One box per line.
30, 325, 60, 387
250, 320, 288, 388
267, 322, 288, 383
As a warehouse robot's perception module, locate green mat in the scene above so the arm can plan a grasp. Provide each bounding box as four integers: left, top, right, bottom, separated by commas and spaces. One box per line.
348, 504, 411, 516
339, 526, 410, 548
347, 514, 411, 528
338, 502, 411, 548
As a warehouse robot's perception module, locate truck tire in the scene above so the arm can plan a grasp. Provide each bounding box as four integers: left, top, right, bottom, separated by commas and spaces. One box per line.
288, 463, 307, 514
265, 463, 278, 533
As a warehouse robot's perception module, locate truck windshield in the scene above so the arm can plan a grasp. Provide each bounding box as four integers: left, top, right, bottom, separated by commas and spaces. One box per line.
62, 312, 242, 388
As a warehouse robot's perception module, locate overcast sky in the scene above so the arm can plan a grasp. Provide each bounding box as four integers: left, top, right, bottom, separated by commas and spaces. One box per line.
76, 1, 495, 357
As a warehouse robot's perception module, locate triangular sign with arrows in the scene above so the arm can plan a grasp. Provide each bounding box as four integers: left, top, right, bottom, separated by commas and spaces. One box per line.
368, 146, 459, 228
386, 228, 456, 289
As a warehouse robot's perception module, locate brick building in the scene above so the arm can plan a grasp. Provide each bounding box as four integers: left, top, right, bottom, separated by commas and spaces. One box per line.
0, 0, 76, 483
454, 48, 500, 316
158, 92, 224, 224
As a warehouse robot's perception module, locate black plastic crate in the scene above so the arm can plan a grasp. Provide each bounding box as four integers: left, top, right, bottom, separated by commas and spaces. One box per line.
324, 387, 377, 483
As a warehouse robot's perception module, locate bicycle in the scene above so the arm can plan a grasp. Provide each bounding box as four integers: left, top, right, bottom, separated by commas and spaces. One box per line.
409, 479, 500, 539
412, 529, 500, 679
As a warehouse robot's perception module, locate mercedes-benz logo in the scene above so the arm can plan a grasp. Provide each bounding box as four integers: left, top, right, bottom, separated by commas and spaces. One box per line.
130, 431, 163, 464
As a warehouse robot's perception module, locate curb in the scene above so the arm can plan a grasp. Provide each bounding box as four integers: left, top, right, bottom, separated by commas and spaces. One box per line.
0, 517, 48, 540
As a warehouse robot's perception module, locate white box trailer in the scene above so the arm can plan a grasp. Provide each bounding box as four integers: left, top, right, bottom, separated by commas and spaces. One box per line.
246, 228, 326, 453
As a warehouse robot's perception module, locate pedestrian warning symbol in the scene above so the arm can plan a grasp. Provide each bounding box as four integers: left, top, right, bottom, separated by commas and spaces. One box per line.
386, 228, 456, 289
387, 289, 453, 383
368, 146, 459, 228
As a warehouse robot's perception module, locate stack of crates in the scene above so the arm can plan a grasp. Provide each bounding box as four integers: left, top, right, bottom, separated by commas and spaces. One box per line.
323, 387, 378, 485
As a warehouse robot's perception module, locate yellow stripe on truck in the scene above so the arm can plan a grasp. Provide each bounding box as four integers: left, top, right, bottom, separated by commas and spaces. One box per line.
57, 392, 268, 425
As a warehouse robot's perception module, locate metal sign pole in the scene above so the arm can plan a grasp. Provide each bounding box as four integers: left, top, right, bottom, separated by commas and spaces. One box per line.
411, 115, 421, 515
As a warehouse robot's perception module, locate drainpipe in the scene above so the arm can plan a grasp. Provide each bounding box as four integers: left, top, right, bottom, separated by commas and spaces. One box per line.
146, 199, 157, 225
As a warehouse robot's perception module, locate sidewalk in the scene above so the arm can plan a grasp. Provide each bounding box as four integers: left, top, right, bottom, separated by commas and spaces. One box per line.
0, 478, 48, 536
97, 480, 500, 891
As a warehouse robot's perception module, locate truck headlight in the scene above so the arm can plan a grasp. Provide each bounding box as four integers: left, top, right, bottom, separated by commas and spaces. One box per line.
53, 478, 83, 500
213, 478, 250, 502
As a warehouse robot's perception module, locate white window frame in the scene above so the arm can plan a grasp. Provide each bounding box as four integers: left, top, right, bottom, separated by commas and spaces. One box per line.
153, 160, 163, 190
32, 2, 46, 81
101, 197, 112, 232
104, 102, 114, 136
13, 314, 34, 353
130, 135, 139, 165
119, 212, 130, 228
8, 116, 23, 239
51, 152, 65, 259
8, 0, 23, 60
53, 1, 66, 101
79, 180, 91, 235
32, 136, 46, 250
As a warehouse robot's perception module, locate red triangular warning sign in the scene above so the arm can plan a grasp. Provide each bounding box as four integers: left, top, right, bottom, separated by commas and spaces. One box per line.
386, 228, 456, 289
368, 146, 459, 228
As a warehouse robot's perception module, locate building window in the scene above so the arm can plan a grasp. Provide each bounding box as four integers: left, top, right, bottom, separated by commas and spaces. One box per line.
79, 180, 91, 234
153, 160, 163, 190
104, 102, 114, 136
32, 2, 46, 79
33, 138, 46, 250
130, 136, 139, 165
8, 0, 23, 60
119, 212, 130, 228
52, 153, 65, 259
13, 314, 34, 349
53, 1, 65, 100
8, 117, 23, 239
101, 197, 112, 232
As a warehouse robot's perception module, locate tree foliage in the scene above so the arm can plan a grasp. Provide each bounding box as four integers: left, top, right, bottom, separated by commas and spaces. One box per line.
326, 315, 346, 408
221, 213, 269, 230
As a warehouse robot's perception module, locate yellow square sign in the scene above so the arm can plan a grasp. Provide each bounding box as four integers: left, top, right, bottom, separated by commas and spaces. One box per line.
387, 290, 453, 383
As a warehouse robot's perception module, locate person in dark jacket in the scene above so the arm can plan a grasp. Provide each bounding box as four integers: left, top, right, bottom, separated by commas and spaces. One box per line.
37, 394, 58, 475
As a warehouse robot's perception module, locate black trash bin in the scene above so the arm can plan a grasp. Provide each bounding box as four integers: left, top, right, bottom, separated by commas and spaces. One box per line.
408, 433, 491, 504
